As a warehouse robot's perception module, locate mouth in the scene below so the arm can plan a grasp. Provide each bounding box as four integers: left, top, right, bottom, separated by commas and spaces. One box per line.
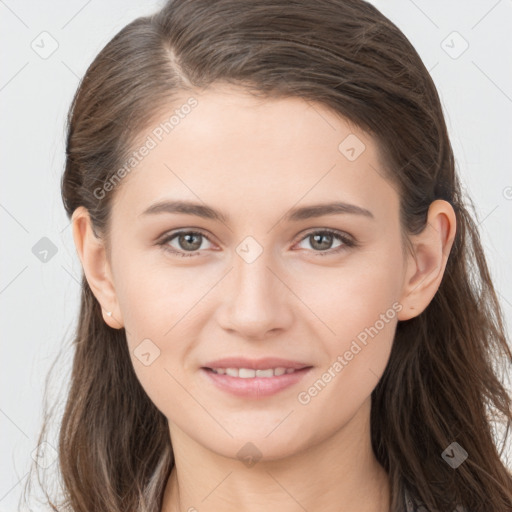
200, 362, 314, 398
203, 366, 309, 378
202, 356, 312, 372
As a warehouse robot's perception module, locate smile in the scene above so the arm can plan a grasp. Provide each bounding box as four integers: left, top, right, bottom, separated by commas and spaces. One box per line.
201, 366, 313, 398
210, 367, 298, 378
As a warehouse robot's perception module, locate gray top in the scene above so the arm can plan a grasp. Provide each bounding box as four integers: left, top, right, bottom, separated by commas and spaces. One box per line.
404, 488, 467, 512
404, 488, 425, 512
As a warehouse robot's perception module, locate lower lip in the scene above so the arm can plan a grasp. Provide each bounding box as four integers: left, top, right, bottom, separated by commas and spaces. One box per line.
201, 367, 313, 398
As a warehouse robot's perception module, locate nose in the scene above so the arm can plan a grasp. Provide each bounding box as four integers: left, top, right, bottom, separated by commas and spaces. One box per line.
215, 246, 294, 340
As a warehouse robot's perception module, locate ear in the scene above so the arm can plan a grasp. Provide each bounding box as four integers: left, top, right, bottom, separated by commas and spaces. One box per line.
71, 206, 124, 329
397, 199, 457, 321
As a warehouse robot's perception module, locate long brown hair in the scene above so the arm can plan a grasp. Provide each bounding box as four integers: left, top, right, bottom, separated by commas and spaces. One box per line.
22, 1, 512, 510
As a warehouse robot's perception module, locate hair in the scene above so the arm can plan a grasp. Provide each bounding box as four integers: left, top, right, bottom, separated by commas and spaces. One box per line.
22, 0, 512, 511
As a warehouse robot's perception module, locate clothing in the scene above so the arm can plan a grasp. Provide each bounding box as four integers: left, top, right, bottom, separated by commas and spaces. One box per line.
404, 488, 426, 512
404, 487, 467, 512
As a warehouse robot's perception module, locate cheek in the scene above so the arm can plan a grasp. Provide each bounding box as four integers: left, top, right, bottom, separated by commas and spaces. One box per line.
295, 262, 400, 428
112, 249, 202, 394
298, 242, 402, 384
293, 242, 402, 337
112, 245, 192, 336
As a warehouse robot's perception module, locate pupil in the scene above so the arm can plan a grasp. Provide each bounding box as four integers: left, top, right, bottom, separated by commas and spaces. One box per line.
177, 233, 334, 252
181, 233, 201, 250
312, 233, 332, 250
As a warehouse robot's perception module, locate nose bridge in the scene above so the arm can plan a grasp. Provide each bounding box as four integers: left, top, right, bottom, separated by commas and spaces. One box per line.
218, 234, 293, 336
231, 234, 278, 304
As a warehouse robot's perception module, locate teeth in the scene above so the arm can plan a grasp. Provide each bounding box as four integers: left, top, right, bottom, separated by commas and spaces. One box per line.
212, 367, 298, 378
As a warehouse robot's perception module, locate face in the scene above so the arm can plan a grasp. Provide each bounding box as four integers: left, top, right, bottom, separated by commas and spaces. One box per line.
101, 85, 408, 460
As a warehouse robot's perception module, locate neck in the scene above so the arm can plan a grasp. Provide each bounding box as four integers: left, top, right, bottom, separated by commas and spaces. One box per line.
161, 399, 390, 512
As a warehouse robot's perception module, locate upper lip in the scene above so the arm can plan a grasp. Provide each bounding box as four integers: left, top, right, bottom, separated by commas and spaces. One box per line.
202, 357, 312, 370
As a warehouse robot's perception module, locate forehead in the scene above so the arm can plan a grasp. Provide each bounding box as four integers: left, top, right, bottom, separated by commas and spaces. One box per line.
111, 85, 399, 225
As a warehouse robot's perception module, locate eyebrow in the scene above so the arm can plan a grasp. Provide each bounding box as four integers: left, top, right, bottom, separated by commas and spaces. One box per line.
139, 200, 374, 223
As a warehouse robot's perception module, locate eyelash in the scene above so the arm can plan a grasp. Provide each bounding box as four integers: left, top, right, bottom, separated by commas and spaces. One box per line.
157, 228, 357, 258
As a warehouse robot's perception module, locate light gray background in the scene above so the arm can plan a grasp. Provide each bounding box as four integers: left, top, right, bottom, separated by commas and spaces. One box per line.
1, 1, 511, 511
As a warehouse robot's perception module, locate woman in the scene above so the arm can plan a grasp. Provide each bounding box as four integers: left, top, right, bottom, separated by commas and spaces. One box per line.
24, 0, 512, 511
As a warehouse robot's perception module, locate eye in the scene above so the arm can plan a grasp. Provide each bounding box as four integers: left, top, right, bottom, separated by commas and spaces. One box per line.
157, 228, 356, 258
158, 230, 214, 258
293, 229, 356, 256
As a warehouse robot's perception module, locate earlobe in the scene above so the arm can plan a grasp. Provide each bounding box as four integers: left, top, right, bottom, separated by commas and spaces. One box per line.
397, 200, 457, 321
71, 207, 124, 329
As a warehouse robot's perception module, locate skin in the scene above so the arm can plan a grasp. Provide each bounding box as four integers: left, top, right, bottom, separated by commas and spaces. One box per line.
72, 84, 456, 512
